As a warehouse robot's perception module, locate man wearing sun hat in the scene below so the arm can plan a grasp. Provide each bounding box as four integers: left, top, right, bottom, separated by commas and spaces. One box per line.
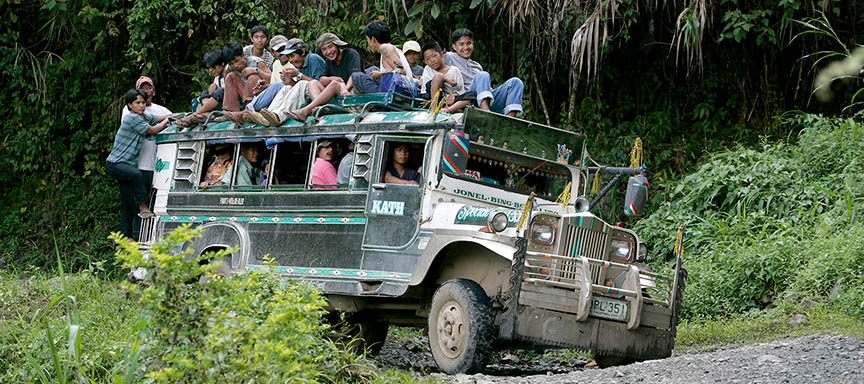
281, 38, 325, 81
317, 32, 362, 88
268, 34, 289, 84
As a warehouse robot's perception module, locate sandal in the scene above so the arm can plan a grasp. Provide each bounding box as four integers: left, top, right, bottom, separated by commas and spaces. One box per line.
137, 210, 155, 219
259, 109, 282, 126
285, 110, 307, 124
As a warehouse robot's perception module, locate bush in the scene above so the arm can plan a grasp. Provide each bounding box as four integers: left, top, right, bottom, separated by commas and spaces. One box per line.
636, 113, 864, 319
113, 225, 366, 383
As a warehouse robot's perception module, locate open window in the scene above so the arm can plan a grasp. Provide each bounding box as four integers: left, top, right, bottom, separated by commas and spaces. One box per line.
307, 137, 353, 190
379, 141, 425, 185
271, 141, 312, 189
198, 142, 234, 189
198, 140, 270, 190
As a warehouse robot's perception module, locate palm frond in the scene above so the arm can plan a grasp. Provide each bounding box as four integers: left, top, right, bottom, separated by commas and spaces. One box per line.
670, 0, 708, 76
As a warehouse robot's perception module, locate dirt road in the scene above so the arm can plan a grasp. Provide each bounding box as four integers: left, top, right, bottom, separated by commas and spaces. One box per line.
378, 333, 863, 384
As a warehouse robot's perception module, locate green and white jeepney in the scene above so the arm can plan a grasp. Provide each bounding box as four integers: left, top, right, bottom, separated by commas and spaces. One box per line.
141, 95, 685, 373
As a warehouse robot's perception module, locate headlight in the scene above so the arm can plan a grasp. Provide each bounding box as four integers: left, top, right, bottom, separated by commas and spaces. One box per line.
636, 243, 648, 261
609, 238, 632, 261
488, 212, 509, 233
531, 223, 555, 244
574, 196, 590, 212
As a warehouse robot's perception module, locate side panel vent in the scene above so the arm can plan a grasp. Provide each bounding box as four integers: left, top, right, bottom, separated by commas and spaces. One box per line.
173, 141, 204, 191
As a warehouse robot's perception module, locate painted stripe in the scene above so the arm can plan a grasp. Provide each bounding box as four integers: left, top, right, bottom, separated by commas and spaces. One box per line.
443, 153, 460, 173
247, 265, 411, 281
451, 135, 469, 156
160, 215, 367, 224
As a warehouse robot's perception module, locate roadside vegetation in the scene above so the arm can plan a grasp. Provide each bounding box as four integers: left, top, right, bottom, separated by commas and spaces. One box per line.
0, 226, 440, 383
1, 0, 863, 381
639, 112, 864, 348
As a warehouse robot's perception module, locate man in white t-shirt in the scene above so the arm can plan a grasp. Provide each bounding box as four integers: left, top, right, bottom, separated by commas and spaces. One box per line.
443, 28, 523, 117
121, 75, 172, 240
351, 20, 416, 96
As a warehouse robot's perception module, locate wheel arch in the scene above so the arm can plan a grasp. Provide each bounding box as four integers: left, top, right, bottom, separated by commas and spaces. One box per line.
416, 240, 512, 301
183, 221, 250, 271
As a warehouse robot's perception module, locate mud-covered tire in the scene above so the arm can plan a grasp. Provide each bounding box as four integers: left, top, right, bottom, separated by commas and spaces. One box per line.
592, 353, 636, 368
346, 314, 389, 355
199, 255, 232, 283
428, 279, 494, 374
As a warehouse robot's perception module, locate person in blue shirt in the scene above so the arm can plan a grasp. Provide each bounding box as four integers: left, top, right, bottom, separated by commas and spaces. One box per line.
106, 89, 170, 238
384, 143, 420, 185
281, 38, 325, 81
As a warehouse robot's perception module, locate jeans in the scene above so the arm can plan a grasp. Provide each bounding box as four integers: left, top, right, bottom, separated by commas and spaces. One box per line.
248, 82, 285, 111
470, 71, 524, 116
107, 161, 147, 239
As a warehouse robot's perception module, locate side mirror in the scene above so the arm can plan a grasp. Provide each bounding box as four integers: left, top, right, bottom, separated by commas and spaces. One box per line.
624, 174, 649, 216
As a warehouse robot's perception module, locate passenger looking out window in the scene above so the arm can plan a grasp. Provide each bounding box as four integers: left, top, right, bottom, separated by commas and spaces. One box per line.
384, 143, 420, 185
199, 144, 233, 189
311, 140, 337, 189
228, 143, 261, 186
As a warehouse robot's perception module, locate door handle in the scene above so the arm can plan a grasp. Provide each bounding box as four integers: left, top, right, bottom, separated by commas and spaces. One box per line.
371, 183, 387, 190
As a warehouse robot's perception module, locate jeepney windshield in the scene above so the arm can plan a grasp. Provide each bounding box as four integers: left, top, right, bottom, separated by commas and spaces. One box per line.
461, 108, 586, 164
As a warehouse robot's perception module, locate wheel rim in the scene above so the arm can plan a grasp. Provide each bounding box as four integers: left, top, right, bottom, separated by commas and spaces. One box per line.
435, 299, 467, 359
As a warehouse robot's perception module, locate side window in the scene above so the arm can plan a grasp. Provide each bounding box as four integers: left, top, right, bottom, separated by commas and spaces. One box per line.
231, 142, 269, 189
198, 142, 234, 189
381, 141, 424, 185
309, 138, 352, 190
199, 141, 270, 189
272, 141, 312, 188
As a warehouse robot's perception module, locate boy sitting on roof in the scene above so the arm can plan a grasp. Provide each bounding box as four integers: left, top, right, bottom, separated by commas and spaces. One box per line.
420, 42, 470, 114
444, 28, 524, 117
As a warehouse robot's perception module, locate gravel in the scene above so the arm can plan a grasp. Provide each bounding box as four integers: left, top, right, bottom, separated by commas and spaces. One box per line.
376, 333, 864, 384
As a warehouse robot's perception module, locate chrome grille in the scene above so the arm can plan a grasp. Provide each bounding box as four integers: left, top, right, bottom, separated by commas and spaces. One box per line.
560, 217, 608, 284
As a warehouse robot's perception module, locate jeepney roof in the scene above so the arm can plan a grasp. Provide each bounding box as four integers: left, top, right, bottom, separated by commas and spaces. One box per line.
156, 92, 586, 165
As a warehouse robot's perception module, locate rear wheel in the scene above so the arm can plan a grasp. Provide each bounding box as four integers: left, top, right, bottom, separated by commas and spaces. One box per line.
428, 279, 494, 374
199, 254, 232, 283
592, 353, 635, 368
327, 311, 390, 355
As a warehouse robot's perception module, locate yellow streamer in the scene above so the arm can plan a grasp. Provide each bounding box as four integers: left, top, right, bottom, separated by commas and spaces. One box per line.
591, 166, 603, 193
673, 225, 685, 258
629, 137, 643, 168
556, 181, 572, 209
517, 193, 536, 231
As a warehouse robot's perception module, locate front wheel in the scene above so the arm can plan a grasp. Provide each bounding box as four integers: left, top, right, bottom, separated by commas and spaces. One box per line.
428, 279, 494, 374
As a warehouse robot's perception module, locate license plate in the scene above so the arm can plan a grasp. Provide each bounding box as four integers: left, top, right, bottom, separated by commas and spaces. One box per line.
589, 296, 628, 321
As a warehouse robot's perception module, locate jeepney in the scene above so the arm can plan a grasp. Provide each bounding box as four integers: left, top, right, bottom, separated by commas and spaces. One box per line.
140, 94, 685, 373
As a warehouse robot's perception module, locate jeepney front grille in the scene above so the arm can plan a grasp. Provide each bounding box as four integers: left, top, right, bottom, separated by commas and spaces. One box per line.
560, 218, 609, 285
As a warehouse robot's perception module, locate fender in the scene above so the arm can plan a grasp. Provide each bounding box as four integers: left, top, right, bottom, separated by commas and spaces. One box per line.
410, 233, 517, 287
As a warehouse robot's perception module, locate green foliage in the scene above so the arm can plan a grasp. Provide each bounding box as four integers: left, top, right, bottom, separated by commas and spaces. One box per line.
112, 225, 366, 383
0, 266, 138, 382
636, 113, 864, 319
